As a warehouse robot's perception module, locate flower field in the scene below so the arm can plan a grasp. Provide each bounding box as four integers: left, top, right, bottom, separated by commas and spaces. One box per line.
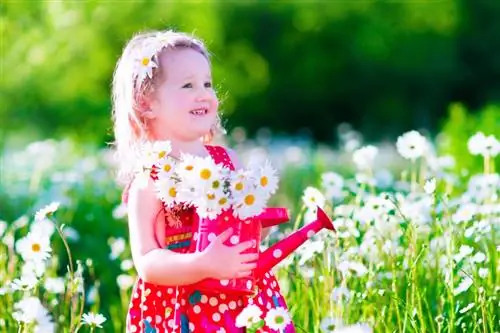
0, 129, 498, 333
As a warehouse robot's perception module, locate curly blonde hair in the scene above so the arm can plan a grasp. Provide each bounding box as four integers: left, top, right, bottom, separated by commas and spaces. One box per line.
111, 30, 224, 185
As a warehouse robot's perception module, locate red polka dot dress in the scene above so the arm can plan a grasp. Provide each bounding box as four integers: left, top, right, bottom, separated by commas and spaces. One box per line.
126, 145, 296, 333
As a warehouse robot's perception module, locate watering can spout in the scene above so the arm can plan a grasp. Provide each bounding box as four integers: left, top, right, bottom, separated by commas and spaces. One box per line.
255, 206, 335, 276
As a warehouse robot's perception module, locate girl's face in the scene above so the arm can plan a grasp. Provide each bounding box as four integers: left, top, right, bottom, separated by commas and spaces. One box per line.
148, 48, 218, 142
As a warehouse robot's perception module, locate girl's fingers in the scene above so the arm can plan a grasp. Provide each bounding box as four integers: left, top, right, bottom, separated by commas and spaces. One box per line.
215, 228, 233, 243
234, 240, 256, 252
240, 253, 259, 263
240, 263, 257, 271
236, 271, 252, 277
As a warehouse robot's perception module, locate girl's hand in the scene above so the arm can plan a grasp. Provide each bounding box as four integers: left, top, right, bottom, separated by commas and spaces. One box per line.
201, 228, 259, 280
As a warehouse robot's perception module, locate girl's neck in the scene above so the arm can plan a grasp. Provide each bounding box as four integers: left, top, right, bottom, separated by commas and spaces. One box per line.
166, 138, 210, 159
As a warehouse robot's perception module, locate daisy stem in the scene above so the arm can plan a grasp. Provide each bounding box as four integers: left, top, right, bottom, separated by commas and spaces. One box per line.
411, 160, 417, 193
419, 157, 426, 187
483, 155, 489, 175
54, 222, 74, 275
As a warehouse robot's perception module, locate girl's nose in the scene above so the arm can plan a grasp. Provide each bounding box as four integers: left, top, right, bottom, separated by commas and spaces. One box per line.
196, 87, 212, 101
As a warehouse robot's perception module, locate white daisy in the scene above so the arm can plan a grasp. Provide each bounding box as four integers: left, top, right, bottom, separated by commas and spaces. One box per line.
21, 259, 46, 278
302, 186, 326, 209
120, 259, 134, 271
193, 188, 226, 219
15, 231, 52, 263
44, 277, 65, 294
235, 304, 263, 328
116, 274, 135, 290
230, 169, 252, 201
10, 275, 39, 291
62, 226, 80, 242
468, 132, 487, 155
133, 46, 158, 88
108, 237, 126, 260
321, 172, 344, 200
156, 156, 177, 180
81, 312, 107, 328
352, 145, 378, 171
330, 287, 352, 302
141, 140, 172, 169
30, 218, 55, 239
453, 245, 473, 263
154, 177, 179, 208
332, 323, 372, 333
233, 189, 267, 220
12, 297, 52, 326
264, 307, 291, 331
458, 303, 475, 314
396, 130, 428, 160
254, 159, 279, 197
191, 156, 223, 190
320, 317, 343, 332
453, 276, 473, 295
176, 153, 198, 180
482, 134, 500, 157
478, 268, 489, 278
424, 178, 436, 194
34, 202, 60, 222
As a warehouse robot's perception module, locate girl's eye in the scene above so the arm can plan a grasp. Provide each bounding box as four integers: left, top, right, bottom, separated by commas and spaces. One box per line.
204, 82, 212, 88
182, 83, 192, 88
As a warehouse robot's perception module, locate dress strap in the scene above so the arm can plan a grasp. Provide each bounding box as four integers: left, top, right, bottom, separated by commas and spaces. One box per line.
205, 145, 235, 171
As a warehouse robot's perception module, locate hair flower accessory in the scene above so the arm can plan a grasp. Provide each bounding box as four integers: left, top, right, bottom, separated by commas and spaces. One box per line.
133, 45, 159, 88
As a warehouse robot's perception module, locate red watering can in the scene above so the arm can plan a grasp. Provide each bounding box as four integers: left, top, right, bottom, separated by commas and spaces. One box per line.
188, 206, 335, 296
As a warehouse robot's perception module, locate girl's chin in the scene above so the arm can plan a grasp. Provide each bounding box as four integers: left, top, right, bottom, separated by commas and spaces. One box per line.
188, 124, 215, 138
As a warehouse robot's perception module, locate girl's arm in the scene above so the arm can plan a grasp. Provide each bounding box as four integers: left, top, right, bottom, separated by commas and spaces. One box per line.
128, 177, 257, 286
127, 177, 209, 285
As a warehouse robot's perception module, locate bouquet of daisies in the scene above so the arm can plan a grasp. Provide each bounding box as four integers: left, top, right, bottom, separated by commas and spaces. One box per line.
136, 141, 279, 220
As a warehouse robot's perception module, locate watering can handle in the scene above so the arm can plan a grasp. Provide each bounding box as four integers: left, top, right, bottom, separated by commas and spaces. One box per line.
257, 208, 290, 228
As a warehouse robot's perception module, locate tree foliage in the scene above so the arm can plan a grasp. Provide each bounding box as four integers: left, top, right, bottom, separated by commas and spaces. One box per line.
2, 0, 500, 145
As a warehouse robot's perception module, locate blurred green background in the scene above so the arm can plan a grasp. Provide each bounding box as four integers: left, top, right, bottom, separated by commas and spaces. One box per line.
2, 0, 500, 148
1, 1, 500, 331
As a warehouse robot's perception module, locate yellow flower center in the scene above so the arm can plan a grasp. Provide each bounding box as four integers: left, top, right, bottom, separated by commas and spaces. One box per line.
244, 194, 255, 206
200, 169, 211, 180
212, 180, 220, 189
158, 151, 166, 159
142, 57, 150, 66
31, 243, 41, 253
218, 197, 227, 205
207, 193, 216, 200
260, 176, 268, 187
185, 165, 194, 171
168, 187, 177, 198
235, 182, 244, 191
163, 164, 172, 172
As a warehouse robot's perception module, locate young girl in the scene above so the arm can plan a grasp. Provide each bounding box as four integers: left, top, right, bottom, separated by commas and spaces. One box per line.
111, 30, 295, 333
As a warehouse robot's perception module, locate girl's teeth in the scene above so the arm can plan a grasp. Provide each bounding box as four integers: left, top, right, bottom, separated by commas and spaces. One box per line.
191, 109, 206, 115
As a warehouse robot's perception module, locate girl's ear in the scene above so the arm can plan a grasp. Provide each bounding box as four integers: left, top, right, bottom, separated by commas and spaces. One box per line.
142, 110, 156, 119
137, 95, 156, 119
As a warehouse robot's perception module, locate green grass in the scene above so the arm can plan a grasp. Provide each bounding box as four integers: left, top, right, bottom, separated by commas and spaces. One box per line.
0, 137, 498, 332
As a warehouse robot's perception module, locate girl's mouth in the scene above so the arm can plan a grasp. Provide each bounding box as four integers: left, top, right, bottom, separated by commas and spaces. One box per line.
190, 108, 208, 116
